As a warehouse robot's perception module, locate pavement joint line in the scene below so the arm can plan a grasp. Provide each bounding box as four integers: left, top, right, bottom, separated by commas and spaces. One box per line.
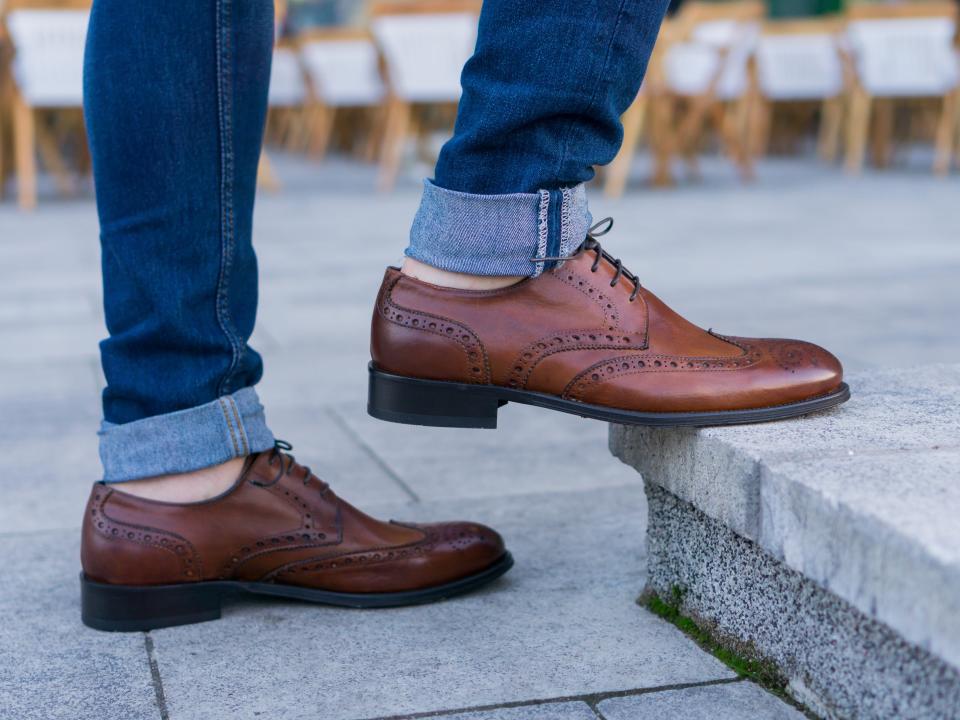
325, 406, 421, 504
350, 677, 744, 720
143, 632, 170, 720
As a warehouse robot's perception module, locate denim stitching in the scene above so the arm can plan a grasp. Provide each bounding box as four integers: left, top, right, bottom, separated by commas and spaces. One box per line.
214, 0, 245, 397
560, 187, 575, 258
218, 397, 241, 457
534, 190, 550, 277
227, 395, 249, 456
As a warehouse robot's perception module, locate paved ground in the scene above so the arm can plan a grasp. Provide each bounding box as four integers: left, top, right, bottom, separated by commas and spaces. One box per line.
0, 152, 958, 720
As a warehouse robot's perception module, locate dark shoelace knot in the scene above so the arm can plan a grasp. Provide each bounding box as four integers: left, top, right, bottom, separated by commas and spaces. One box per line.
532, 217, 642, 302
252, 440, 329, 494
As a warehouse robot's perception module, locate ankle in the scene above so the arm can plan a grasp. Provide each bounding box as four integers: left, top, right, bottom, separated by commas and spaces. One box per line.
117, 457, 247, 503
401, 257, 525, 290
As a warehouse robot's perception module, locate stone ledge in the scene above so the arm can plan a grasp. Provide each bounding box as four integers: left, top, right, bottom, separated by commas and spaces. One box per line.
609, 364, 960, 717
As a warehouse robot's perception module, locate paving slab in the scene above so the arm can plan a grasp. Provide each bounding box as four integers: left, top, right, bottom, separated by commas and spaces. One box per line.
334, 402, 641, 502
255, 403, 415, 506
0, 428, 101, 533
0, 530, 159, 720
409, 701, 598, 720
151, 487, 733, 720
597, 681, 805, 720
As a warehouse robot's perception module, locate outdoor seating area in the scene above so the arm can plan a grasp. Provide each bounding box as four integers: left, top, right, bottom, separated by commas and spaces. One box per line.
1, 0, 959, 209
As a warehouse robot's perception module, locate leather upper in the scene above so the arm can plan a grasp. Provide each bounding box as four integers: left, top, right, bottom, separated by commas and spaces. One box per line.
371, 248, 843, 412
81, 450, 505, 591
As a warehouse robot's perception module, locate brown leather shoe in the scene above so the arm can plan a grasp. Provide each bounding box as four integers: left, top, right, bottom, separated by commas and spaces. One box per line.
369, 230, 848, 428
80, 444, 511, 631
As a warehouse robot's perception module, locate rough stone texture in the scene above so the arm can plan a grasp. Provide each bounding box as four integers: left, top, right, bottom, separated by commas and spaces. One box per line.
597, 680, 807, 720
610, 364, 960, 669
151, 487, 734, 720
0, 530, 160, 720
644, 484, 960, 720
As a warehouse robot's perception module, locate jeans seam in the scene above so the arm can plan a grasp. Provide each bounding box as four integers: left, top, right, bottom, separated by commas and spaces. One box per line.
534, 190, 550, 277
560, 187, 574, 257
227, 394, 250, 455
217, 397, 241, 456
214, 0, 245, 397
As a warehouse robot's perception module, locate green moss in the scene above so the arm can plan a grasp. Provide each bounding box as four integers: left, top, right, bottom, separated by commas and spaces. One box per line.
641, 586, 814, 715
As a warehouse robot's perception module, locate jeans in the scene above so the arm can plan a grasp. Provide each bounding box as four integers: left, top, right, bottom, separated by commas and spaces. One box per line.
83, 0, 668, 481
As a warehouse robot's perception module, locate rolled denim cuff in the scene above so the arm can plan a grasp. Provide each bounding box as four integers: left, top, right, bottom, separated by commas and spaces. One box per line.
407, 179, 592, 277
98, 387, 275, 482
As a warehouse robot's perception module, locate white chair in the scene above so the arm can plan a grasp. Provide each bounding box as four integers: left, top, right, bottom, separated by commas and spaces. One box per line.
298, 33, 386, 159
369, 10, 478, 189
662, 19, 759, 178
753, 22, 845, 160
844, 16, 960, 174
266, 43, 309, 152
4, 7, 88, 209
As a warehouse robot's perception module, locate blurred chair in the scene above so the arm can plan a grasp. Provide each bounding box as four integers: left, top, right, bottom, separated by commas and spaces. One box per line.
603, 84, 650, 197
368, 0, 480, 191
604, 19, 679, 196
267, 40, 310, 150
658, 1, 765, 183
843, 2, 959, 175
2, 0, 90, 210
750, 18, 845, 162
298, 28, 386, 160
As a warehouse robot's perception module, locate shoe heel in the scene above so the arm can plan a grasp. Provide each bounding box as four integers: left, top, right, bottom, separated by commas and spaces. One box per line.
367, 364, 502, 428
80, 573, 224, 632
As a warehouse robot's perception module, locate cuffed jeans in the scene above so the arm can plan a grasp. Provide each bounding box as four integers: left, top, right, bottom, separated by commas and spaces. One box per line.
83, 0, 668, 482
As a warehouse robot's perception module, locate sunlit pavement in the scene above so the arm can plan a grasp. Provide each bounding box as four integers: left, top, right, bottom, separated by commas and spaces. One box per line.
1, 153, 957, 719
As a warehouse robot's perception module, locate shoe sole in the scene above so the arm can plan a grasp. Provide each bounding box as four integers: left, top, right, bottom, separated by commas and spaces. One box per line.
368, 363, 851, 428
81, 552, 514, 632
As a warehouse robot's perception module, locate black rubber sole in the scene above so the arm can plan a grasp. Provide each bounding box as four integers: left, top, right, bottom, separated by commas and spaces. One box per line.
81, 552, 514, 632
368, 363, 851, 428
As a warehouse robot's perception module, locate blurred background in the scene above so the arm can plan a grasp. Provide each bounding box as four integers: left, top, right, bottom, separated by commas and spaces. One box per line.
0, 0, 958, 523
0, 6, 956, 714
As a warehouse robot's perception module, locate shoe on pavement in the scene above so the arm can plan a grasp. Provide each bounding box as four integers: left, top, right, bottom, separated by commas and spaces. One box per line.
81, 443, 511, 631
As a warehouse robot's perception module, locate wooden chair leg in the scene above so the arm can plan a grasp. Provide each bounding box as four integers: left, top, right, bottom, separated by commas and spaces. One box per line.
0, 98, 6, 201
818, 96, 843, 163
377, 98, 411, 192
844, 87, 872, 175
12, 93, 37, 211
746, 96, 773, 159
871, 99, 894, 169
605, 93, 646, 198
676, 93, 713, 159
650, 93, 676, 187
712, 101, 753, 181
35, 116, 74, 196
933, 90, 958, 177
308, 105, 336, 160
257, 151, 280, 192
363, 104, 386, 163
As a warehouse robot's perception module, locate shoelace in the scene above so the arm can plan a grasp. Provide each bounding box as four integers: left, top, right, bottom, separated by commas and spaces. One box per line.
532, 217, 642, 302
252, 439, 329, 494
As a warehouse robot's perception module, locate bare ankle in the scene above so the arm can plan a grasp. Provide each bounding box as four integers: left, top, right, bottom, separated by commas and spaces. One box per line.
117, 457, 247, 503
401, 257, 525, 290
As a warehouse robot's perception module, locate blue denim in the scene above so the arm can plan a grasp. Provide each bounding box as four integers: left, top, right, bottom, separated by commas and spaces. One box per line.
84, 0, 276, 481
407, 0, 670, 276
83, 0, 667, 481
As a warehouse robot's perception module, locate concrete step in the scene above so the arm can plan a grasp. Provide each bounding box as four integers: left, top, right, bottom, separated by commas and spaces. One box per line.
609, 364, 960, 720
